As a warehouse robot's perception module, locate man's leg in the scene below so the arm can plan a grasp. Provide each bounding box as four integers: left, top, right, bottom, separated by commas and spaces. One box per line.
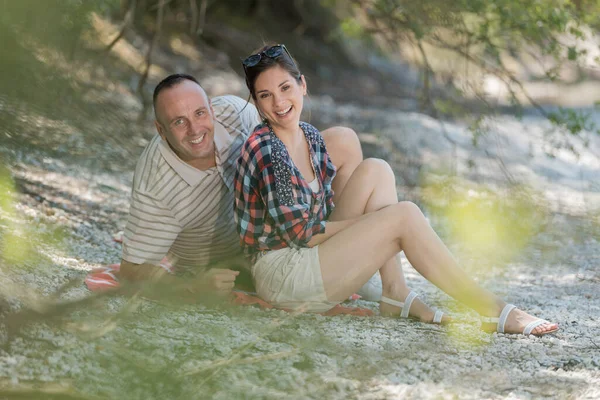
322, 126, 382, 301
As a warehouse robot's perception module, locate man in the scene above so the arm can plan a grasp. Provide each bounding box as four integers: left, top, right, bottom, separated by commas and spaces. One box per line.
120, 73, 380, 300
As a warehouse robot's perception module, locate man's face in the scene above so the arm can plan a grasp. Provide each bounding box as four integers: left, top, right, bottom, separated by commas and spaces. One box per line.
154, 80, 216, 170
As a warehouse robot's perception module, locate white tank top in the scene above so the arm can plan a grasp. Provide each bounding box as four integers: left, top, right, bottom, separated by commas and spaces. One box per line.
308, 177, 320, 193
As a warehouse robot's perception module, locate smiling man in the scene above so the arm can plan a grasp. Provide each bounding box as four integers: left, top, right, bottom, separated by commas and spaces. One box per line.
119, 73, 381, 300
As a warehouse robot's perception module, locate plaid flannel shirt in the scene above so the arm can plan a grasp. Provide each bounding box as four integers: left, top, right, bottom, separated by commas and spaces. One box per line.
234, 121, 336, 263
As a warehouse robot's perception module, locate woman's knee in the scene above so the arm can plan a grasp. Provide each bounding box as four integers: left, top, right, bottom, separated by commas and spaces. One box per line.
357, 158, 394, 179
360, 158, 396, 190
390, 201, 425, 233
395, 201, 423, 217
322, 126, 362, 167
322, 126, 360, 150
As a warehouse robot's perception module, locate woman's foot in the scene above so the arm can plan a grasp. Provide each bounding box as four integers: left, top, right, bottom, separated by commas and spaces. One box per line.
380, 290, 451, 325
481, 305, 559, 336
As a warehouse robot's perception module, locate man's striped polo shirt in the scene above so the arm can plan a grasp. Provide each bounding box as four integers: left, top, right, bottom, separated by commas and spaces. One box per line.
122, 95, 260, 273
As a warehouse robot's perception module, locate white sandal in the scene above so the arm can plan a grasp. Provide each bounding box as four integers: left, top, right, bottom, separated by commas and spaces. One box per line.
380, 291, 445, 324
480, 304, 558, 336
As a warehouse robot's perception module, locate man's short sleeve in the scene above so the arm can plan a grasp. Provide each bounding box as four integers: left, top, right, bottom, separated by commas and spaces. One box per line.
240, 102, 261, 134
122, 189, 182, 265
212, 95, 261, 138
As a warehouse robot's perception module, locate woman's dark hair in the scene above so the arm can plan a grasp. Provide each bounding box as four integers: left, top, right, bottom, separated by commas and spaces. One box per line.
243, 43, 302, 101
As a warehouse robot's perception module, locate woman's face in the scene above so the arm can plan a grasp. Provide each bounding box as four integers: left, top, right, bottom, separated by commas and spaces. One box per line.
253, 65, 306, 131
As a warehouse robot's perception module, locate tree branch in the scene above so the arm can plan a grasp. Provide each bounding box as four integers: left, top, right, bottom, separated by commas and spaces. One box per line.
189, 0, 198, 35
106, 0, 137, 52
195, 0, 208, 36
137, 0, 165, 121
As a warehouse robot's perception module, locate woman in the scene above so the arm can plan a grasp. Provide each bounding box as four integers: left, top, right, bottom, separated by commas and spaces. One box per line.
234, 44, 558, 336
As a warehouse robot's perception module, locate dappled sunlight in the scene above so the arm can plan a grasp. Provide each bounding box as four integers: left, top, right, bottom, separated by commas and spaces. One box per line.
492, 115, 600, 174
37, 249, 102, 272
1, 89, 150, 174
28, 43, 100, 90
170, 37, 202, 62
0, 157, 128, 281
13, 163, 130, 207
362, 380, 435, 398
15, 113, 79, 137
8, 29, 141, 117
199, 73, 247, 97
90, 13, 166, 80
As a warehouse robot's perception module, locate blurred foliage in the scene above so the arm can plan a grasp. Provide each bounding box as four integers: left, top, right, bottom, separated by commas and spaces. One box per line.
421, 172, 546, 264
0, 163, 34, 265
0, 163, 68, 268
0, 0, 113, 106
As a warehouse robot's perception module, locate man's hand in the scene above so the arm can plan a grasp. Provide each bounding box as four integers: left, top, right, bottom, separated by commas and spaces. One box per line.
191, 268, 240, 295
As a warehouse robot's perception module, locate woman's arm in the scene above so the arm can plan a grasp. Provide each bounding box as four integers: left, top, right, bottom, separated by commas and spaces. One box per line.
307, 207, 379, 247
306, 219, 357, 247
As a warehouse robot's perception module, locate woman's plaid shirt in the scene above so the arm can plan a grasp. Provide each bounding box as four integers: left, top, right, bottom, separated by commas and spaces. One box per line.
234, 121, 336, 263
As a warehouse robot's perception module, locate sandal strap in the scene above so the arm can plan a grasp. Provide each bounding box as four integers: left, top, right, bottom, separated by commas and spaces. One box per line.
497, 304, 517, 333
380, 291, 420, 319
523, 319, 549, 336
480, 315, 499, 324
480, 304, 517, 333
433, 310, 444, 324
380, 296, 405, 309
401, 291, 419, 318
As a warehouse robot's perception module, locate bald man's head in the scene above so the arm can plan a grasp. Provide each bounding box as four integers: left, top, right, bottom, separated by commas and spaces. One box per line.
153, 75, 216, 170
153, 74, 204, 120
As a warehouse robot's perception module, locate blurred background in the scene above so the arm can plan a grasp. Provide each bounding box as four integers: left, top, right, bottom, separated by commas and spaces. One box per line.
0, 1, 599, 398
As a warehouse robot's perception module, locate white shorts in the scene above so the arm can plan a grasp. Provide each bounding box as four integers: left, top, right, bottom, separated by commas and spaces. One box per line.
251, 246, 340, 313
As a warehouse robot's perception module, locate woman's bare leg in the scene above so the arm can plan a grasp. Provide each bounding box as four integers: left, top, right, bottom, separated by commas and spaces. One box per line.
319, 163, 557, 334
321, 126, 363, 204
328, 159, 445, 322
322, 128, 383, 300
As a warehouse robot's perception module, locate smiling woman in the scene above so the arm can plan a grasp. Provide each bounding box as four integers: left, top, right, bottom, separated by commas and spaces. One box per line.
254, 67, 307, 131
233, 43, 559, 336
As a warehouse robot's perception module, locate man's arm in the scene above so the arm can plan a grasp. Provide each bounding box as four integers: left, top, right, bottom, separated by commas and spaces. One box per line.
119, 259, 239, 301
120, 259, 180, 284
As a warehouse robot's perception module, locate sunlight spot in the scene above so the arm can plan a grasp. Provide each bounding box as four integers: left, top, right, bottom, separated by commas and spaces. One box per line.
170, 37, 201, 62
37, 248, 99, 271
90, 13, 166, 80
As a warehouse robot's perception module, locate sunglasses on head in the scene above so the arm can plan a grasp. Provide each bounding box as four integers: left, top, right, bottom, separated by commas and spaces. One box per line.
242, 44, 294, 69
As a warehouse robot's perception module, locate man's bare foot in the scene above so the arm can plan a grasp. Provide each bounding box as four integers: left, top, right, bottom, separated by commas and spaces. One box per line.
481, 306, 559, 336
380, 290, 451, 325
